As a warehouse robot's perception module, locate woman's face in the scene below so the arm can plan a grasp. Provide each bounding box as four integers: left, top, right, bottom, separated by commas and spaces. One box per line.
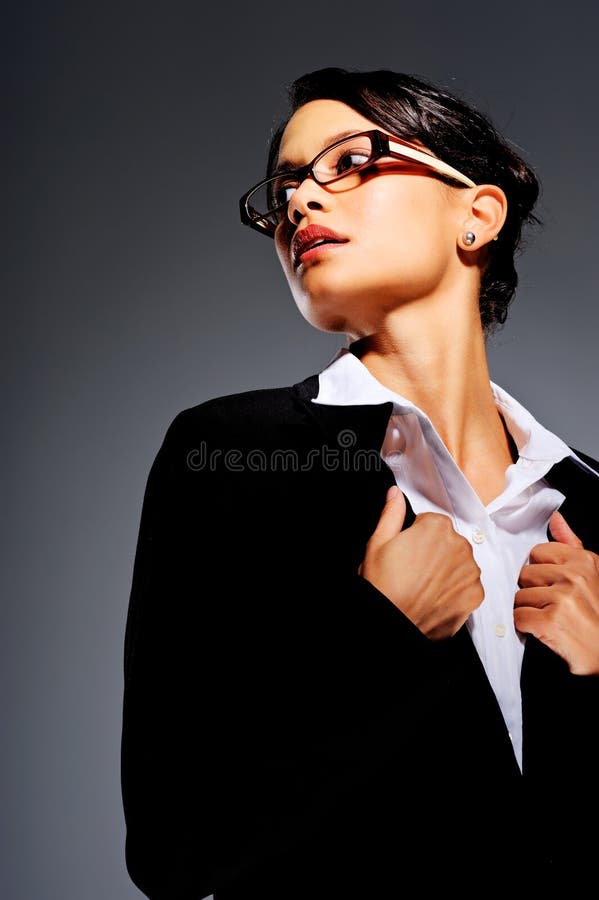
273, 99, 470, 336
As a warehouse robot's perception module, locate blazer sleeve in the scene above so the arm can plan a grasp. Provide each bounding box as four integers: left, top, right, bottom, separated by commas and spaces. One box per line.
120, 407, 513, 899
121, 409, 229, 900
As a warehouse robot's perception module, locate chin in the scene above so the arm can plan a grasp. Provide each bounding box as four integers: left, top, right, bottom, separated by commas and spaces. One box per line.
294, 296, 354, 334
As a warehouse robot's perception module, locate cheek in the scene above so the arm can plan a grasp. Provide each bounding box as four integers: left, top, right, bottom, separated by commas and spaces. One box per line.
357, 178, 449, 240
274, 230, 293, 278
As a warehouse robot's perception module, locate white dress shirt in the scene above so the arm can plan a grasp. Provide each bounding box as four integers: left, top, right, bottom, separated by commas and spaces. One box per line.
313, 346, 594, 771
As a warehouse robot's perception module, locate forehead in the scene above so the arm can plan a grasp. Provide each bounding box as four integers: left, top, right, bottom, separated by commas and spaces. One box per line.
277, 99, 380, 167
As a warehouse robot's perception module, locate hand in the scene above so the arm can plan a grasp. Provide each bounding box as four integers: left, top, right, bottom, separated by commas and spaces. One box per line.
514, 510, 599, 675
358, 485, 484, 640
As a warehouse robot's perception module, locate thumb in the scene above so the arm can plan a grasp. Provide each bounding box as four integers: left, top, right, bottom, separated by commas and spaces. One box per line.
549, 509, 583, 548
369, 485, 407, 546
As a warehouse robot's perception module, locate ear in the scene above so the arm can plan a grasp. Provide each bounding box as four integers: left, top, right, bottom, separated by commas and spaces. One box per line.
458, 184, 508, 251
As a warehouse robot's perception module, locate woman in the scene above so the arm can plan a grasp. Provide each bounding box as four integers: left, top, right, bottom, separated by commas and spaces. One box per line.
121, 68, 599, 899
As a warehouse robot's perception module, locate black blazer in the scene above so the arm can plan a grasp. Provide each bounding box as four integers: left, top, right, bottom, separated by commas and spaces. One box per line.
121, 372, 599, 899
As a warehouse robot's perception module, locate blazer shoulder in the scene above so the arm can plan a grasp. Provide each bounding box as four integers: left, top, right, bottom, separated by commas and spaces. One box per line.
161, 375, 319, 448
569, 446, 599, 477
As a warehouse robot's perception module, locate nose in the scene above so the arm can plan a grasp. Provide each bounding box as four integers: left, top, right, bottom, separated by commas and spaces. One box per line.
286, 176, 327, 226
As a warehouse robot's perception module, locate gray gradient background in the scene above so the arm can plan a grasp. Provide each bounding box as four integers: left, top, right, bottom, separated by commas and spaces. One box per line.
6, 2, 599, 898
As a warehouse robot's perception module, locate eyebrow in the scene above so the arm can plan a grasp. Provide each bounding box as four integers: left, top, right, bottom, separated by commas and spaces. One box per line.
273, 129, 365, 176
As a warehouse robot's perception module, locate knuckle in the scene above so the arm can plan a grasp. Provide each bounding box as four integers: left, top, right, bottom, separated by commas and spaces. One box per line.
413, 511, 431, 523
472, 587, 484, 609
464, 534, 477, 555
570, 570, 586, 590
528, 545, 543, 562
458, 533, 477, 560
417, 511, 450, 529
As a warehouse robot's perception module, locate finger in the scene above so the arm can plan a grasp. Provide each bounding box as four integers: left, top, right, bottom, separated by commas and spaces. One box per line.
368, 485, 407, 547
518, 563, 561, 589
513, 605, 558, 651
529, 541, 579, 564
514, 586, 550, 609
549, 509, 584, 549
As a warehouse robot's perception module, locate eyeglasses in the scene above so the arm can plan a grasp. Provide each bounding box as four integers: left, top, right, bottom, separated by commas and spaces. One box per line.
239, 129, 476, 238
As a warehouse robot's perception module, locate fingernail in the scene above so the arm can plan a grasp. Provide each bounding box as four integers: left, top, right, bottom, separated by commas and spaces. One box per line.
387, 485, 398, 501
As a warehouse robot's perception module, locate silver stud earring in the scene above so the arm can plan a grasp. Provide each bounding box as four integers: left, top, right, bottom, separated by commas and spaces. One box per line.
463, 231, 476, 246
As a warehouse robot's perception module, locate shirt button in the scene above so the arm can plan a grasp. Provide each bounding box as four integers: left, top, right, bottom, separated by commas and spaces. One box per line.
494, 624, 506, 637
472, 528, 486, 544
387, 452, 404, 465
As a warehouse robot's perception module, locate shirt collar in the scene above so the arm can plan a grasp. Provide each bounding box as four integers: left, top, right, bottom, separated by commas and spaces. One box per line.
313, 344, 573, 464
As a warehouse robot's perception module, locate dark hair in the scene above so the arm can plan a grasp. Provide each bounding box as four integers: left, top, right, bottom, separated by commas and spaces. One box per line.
267, 67, 541, 337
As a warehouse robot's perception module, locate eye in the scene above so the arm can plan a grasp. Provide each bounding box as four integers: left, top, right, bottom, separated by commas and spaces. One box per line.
316, 140, 374, 180
270, 178, 299, 209
335, 149, 371, 176
275, 183, 297, 206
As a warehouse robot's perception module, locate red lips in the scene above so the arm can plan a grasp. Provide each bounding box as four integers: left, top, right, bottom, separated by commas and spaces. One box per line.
291, 225, 348, 267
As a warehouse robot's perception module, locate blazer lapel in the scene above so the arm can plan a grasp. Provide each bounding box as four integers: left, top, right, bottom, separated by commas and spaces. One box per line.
291, 373, 415, 532
292, 372, 394, 455
543, 453, 599, 552
521, 452, 599, 774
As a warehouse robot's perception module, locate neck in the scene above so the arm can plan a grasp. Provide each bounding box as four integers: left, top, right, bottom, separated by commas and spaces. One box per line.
346, 300, 516, 470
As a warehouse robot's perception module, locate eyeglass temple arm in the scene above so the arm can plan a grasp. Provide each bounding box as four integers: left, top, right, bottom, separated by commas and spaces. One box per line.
387, 138, 476, 188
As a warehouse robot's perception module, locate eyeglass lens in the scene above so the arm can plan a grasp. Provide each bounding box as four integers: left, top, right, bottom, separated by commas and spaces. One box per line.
248, 133, 379, 227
